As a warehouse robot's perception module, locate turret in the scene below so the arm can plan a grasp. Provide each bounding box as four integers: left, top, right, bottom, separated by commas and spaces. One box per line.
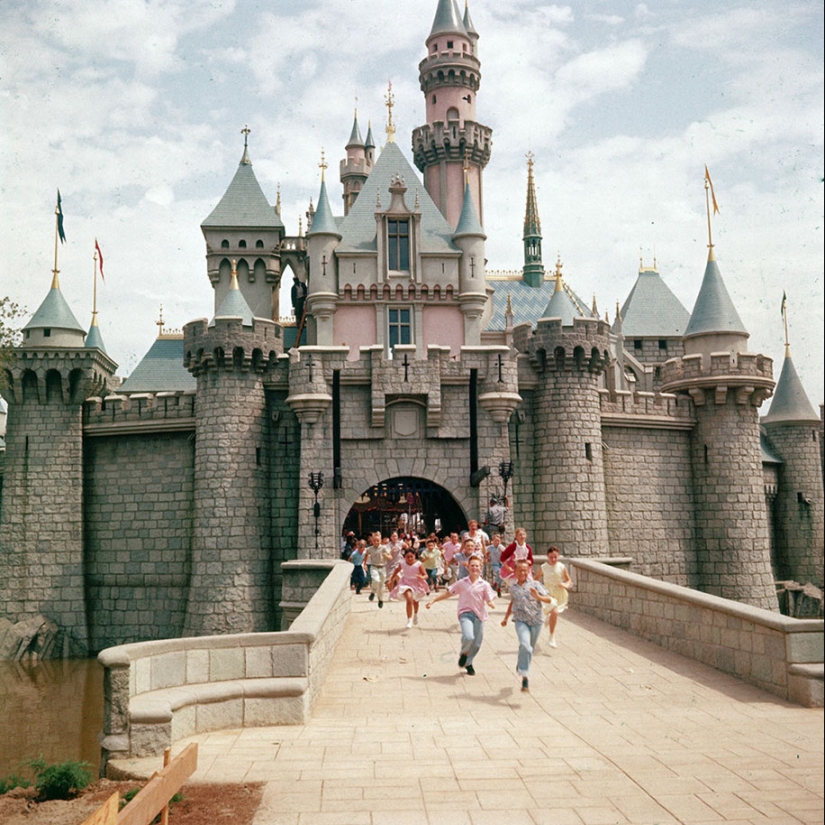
340, 111, 373, 216
522, 153, 544, 288
762, 303, 824, 587
201, 128, 284, 321
182, 269, 283, 636
412, 0, 492, 228
453, 181, 486, 345
306, 160, 341, 346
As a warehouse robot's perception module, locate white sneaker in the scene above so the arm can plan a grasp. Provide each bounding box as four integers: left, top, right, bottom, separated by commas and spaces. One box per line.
549, 635, 557, 648
406, 618, 413, 628
413, 614, 419, 625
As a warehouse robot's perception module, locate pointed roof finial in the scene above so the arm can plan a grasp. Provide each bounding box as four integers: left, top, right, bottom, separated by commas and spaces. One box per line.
275, 182, 282, 217
241, 124, 251, 165
703, 165, 719, 262
230, 259, 240, 291
319, 148, 328, 182
463, 149, 471, 186
298, 215, 303, 237
592, 294, 599, 317
157, 304, 165, 337
554, 254, 563, 292
385, 80, 396, 143
781, 290, 790, 358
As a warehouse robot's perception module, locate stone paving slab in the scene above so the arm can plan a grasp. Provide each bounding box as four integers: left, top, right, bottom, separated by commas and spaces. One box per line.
113, 595, 824, 824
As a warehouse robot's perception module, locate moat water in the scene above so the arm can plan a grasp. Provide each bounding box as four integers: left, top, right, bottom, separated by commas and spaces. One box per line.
0, 659, 103, 777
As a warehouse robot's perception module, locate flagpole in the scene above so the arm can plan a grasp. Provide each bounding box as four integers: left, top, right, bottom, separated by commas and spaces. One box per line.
704, 176, 714, 262
92, 245, 99, 324
782, 293, 790, 358
53, 190, 61, 289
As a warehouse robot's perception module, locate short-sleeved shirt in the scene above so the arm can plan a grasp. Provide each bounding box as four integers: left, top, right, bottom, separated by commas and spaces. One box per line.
448, 576, 496, 621
509, 580, 552, 626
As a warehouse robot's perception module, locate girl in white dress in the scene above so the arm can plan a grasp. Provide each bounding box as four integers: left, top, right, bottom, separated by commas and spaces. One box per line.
540, 546, 572, 647
389, 548, 430, 628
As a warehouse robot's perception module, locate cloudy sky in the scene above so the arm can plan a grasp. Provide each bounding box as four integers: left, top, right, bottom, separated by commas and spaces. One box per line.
1, 0, 822, 406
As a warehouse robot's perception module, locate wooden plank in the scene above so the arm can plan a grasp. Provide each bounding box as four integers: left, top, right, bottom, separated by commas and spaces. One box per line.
117, 743, 198, 825
80, 791, 119, 825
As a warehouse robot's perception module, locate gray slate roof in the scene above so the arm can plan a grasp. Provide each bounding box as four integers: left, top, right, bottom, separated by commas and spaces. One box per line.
202, 157, 284, 230
763, 354, 819, 424
85, 323, 107, 353
119, 336, 196, 394
454, 184, 485, 238
336, 142, 457, 255
24, 286, 86, 334
760, 432, 783, 464
615, 269, 690, 338
485, 275, 592, 332
213, 284, 254, 325
542, 281, 583, 325
684, 257, 747, 338
430, 0, 466, 37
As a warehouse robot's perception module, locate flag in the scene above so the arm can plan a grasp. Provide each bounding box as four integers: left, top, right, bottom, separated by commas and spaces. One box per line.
781, 290, 787, 319
56, 190, 66, 243
704, 165, 719, 214
95, 239, 105, 282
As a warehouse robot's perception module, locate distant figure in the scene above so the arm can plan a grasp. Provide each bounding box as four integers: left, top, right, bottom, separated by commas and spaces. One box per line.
291, 275, 307, 322
484, 496, 508, 535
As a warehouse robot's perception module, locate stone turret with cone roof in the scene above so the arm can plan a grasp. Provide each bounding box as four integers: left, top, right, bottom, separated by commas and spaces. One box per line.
762, 302, 824, 588
662, 175, 777, 610
453, 178, 486, 345
182, 258, 282, 637
340, 110, 374, 216
0, 259, 116, 657
412, 0, 492, 228
201, 127, 284, 322
522, 153, 544, 288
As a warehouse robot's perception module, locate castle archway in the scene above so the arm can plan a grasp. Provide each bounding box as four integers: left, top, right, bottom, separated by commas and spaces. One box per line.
342, 477, 466, 540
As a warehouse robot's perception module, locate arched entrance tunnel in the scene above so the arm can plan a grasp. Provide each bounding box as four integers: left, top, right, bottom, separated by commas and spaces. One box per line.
342, 477, 467, 539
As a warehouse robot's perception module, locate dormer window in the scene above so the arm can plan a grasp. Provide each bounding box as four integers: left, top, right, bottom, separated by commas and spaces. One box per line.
388, 220, 410, 271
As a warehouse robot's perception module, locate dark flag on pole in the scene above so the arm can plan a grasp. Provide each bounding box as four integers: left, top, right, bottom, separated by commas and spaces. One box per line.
95, 238, 105, 282
57, 190, 66, 243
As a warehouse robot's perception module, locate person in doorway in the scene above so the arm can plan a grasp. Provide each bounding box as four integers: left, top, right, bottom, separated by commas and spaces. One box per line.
366, 532, 391, 608
426, 555, 497, 676
501, 560, 556, 691
389, 547, 430, 628
540, 545, 573, 648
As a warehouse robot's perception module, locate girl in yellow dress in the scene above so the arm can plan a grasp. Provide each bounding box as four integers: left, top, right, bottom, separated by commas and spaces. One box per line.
540, 546, 572, 647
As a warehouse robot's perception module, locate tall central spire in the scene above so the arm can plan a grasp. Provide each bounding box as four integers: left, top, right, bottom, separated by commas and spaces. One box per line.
522, 152, 544, 288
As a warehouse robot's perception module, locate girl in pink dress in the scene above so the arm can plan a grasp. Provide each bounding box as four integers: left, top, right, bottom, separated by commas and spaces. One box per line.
389, 548, 430, 628
499, 528, 534, 582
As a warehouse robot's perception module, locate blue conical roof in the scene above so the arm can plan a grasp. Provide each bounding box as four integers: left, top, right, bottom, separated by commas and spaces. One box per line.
763, 354, 818, 424
365, 124, 375, 149
429, 0, 466, 38
347, 115, 364, 148
307, 179, 341, 238
541, 280, 582, 325
213, 269, 254, 325
85, 321, 106, 353
463, 0, 478, 36
684, 257, 747, 338
453, 184, 485, 238
24, 285, 85, 334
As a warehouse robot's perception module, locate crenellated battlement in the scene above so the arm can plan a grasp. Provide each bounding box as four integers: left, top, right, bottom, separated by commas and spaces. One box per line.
599, 389, 694, 429
516, 316, 611, 376
662, 351, 774, 407
183, 316, 283, 376
412, 121, 493, 169
83, 390, 196, 433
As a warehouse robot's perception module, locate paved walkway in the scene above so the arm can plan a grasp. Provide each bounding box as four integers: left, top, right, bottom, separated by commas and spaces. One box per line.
116, 595, 823, 824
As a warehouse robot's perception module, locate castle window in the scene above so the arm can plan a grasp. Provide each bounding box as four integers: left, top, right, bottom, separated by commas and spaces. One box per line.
388, 220, 410, 271
633, 339, 642, 351
432, 43, 437, 52
239, 239, 247, 248
388, 307, 412, 350
44, 329, 51, 337
658, 339, 667, 351
256, 240, 264, 249
447, 40, 453, 49
221, 240, 230, 249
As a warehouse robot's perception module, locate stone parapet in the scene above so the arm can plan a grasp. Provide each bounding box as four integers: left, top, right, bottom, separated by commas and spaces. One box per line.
412, 120, 492, 169
599, 389, 694, 429
520, 316, 611, 376
183, 316, 282, 377
83, 391, 196, 434
662, 351, 774, 406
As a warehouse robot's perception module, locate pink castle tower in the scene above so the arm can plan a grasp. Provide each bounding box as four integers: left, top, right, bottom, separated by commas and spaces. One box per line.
412, 0, 492, 229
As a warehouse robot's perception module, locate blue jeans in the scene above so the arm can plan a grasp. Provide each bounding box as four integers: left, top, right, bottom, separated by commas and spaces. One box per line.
515, 620, 542, 676
459, 611, 484, 666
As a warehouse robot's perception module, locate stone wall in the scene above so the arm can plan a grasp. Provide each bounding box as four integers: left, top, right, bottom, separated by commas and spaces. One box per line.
603, 425, 698, 585
84, 431, 195, 652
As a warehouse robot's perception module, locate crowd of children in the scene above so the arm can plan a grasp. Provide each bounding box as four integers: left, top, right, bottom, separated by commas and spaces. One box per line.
341, 520, 573, 691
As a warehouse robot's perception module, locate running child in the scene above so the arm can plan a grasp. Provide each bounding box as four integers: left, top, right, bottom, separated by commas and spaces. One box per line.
389, 547, 430, 628
540, 545, 572, 647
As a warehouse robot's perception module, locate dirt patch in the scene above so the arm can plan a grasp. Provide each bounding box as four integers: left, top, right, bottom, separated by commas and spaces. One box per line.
0, 779, 264, 825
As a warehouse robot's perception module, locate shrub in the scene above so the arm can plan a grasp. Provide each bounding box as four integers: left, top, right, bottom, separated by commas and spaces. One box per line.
25, 756, 93, 801
0, 773, 31, 795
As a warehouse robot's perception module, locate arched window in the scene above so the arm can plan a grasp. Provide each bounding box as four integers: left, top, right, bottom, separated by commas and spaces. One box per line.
447, 107, 459, 121
256, 239, 264, 249
239, 239, 247, 248
221, 240, 230, 249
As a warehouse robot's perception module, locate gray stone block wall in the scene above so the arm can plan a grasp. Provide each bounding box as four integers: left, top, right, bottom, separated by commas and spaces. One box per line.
764, 424, 824, 587
603, 425, 698, 585
84, 431, 195, 652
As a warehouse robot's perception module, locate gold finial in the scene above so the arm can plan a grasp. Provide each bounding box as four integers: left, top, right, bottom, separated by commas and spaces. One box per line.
506, 292, 513, 314
554, 254, 563, 292
241, 124, 250, 146
240, 124, 251, 164
319, 148, 327, 182
592, 294, 599, 316
526, 150, 534, 172
604, 310, 609, 323
385, 80, 396, 143
615, 300, 620, 321
230, 259, 239, 290
703, 165, 719, 261
156, 304, 165, 337
781, 291, 790, 357
462, 150, 471, 186
275, 182, 282, 217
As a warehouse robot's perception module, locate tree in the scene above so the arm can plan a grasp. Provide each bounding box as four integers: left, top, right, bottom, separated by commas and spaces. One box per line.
0, 296, 26, 390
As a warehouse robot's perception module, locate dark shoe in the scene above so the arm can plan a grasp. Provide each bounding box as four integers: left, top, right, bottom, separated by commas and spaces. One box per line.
458, 653, 467, 668
378, 600, 383, 608
356, 589, 361, 595
521, 677, 529, 692
369, 593, 375, 602
465, 665, 475, 676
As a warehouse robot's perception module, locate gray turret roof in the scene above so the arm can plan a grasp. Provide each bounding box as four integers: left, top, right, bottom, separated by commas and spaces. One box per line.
684, 257, 747, 338
85, 321, 107, 353
24, 285, 86, 334
202, 154, 284, 230
347, 115, 364, 148
763, 354, 819, 424
307, 179, 341, 237
485, 274, 593, 331
213, 280, 254, 325
615, 268, 690, 337
429, 0, 467, 38
760, 432, 783, 464
463, 0, 478, 36
365, 124, 376, 149
336, 142, 457, 254
453, 184, 485, 238
119, 336, 196, 394
542, 279, 583, 325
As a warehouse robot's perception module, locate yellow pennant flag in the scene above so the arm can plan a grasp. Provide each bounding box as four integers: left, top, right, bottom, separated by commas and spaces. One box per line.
704, 165, 720, 214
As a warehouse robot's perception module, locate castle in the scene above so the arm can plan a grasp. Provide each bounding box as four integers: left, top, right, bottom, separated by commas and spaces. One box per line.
1, 0, 822, 658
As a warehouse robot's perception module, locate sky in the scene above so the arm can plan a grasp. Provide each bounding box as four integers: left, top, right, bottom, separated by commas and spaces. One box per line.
0, 0, 822, 408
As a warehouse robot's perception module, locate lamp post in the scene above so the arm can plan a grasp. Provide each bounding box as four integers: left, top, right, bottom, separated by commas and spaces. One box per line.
308, 472, 324, 551
498, 461, 514, 502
